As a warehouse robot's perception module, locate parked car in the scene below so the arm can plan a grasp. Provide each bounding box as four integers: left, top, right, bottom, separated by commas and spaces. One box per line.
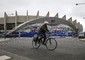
78, 32, 85, 39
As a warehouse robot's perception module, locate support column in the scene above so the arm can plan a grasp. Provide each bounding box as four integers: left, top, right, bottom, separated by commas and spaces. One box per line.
4, 12, 7, 34
26, 10, 29, 21
55, 13, 59, 18
15, 11, 18, 27
68, 17, 72, 23
62, 15, 66, 20
46, 11, 49, 17
36, 10, 39, 18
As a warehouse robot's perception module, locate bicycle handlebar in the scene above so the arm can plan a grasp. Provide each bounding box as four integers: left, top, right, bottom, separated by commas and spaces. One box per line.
46, 32, 53, 38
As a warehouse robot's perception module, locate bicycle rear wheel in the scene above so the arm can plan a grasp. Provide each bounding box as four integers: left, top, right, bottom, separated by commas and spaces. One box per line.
46, 38, 57, 51
32, 38, 40, 49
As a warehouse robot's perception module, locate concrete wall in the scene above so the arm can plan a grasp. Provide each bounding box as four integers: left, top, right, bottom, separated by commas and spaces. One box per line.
7, 16, 15, 23
0, 18, 4, 24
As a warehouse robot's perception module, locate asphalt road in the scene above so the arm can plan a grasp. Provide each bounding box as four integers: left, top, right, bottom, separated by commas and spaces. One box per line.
0, 37, 85, 60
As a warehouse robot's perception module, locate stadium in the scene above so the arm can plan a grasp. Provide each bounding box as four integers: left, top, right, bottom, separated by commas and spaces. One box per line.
0, 11, 83, 37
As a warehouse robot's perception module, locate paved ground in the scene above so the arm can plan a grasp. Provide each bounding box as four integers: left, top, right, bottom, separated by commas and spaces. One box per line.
0, 37, 85, 60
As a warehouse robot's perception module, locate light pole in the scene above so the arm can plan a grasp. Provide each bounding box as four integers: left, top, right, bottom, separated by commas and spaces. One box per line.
76, 3, 85, 19
75, 3, 85, 33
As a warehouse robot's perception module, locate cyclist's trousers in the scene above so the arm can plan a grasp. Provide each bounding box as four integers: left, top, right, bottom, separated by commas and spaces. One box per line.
38, 33, 46, 43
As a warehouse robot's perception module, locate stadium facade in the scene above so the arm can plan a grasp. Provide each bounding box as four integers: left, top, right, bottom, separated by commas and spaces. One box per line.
0, 11, 83, 34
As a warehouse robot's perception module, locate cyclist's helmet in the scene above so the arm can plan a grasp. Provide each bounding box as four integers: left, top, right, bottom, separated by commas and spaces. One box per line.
44, 21, 49, 24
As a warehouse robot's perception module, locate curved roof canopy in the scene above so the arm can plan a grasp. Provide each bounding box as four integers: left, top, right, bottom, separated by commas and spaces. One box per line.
8, 17, 77, 34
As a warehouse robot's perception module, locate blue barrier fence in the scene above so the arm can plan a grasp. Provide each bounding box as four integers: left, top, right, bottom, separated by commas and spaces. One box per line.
0, 32, 78, 38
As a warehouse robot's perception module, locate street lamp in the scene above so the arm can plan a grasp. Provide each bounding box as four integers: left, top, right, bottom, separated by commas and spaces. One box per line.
76, 3, 85, 5
75, 3, 85, 32
76, 3, 85, 19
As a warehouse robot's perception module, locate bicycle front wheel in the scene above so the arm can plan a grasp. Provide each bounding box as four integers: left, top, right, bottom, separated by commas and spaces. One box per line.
46, 38, 57, 51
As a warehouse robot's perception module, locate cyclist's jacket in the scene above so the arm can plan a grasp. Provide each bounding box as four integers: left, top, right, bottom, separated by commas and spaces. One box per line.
38, 24, 49, 34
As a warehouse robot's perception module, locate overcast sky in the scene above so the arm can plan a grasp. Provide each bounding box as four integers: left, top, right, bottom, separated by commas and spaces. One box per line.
0, 0, 85, 31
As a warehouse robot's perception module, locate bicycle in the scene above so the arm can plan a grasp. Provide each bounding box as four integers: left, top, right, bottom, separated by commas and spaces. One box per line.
32, 33, 57, 51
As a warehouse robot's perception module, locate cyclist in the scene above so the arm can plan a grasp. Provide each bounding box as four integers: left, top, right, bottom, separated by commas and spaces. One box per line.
37, 21, 50, 45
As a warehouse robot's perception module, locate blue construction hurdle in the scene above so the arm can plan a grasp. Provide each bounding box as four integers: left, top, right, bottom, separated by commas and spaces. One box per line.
4, 32, 77, 38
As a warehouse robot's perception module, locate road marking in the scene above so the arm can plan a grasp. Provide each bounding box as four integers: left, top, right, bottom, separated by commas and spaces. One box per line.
0, 55, 11, 60
79, 39, 85, 41
0, 38, 10, 42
